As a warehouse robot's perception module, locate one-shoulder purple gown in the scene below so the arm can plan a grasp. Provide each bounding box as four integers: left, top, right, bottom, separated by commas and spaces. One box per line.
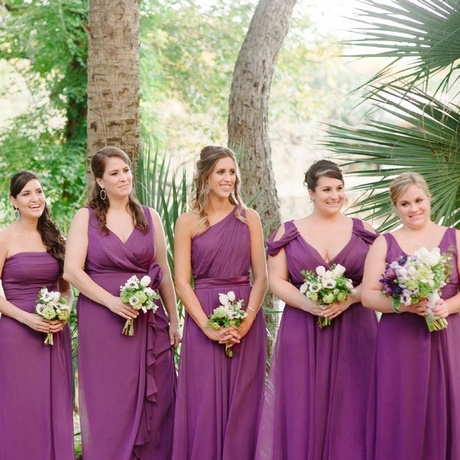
77, 207, 176, 460
256, 218, 378, 460
172, 209, 267, 460
366, 229, 460, 460
0, 252, 74, 460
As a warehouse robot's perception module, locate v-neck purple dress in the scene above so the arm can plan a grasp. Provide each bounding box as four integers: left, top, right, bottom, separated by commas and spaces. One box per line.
0, 252, 74, 460
366, 229, 460, 460
172, 209, 266, 460
77, 207, 176, 460
256, 218, 378, 460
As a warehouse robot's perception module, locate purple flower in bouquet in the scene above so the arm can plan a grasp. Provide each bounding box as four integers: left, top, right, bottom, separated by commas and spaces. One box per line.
380, 247, 452, 332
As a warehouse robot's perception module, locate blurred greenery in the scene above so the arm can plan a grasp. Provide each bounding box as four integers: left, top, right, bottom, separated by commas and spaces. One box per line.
137, 144, 188, 326
0, 0, 352, 233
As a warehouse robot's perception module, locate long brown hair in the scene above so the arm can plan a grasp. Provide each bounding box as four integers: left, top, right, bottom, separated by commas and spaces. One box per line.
10, 171, 66, 273
190, 145, 246, 231
88, 146, 149, 235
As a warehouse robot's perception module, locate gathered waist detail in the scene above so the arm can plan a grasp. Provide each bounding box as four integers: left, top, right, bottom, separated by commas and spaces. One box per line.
194, 276, 250, 289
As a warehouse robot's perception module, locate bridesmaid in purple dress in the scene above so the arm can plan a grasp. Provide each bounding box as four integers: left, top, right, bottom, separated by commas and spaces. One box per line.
362, 172, 460, 460
256, 160, 378, 460
172, 145, 267, 460
0, 171, 74, 460
64, 147, 180, 460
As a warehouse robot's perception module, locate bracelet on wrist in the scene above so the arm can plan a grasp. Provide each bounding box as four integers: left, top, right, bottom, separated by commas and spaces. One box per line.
247, 306, 257, 318
392, 297, 401, 314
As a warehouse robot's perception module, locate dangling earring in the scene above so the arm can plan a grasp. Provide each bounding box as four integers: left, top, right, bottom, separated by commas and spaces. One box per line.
99, 188, 107, 201
14, 207, 19, 219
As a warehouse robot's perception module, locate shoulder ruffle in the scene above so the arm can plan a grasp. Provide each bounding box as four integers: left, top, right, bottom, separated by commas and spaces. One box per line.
266, 221, 299, 257
352, 218, 379, 245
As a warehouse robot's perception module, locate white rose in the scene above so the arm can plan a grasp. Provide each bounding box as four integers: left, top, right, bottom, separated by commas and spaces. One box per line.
413, 247, 441, 266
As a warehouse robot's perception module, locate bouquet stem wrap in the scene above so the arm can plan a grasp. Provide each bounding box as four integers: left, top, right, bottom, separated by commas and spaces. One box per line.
425, 290, 448, 332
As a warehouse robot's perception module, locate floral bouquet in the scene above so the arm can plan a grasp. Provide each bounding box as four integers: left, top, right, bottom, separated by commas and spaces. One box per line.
380, 247, 452, 332
120, 275, 160, 336
207, 290, 247, 358
35, 287, 71, 345
300, 264, 355, 328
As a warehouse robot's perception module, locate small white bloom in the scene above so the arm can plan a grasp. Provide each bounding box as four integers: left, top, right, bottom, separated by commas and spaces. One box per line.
316, 266, 326, 277
140, 275, 151, 287
332, 264, 346, 276
322, 279, 336, 289
219, 293, 230, 306
50, 291, 61, 302
227, 291, 236, 302
127, 277, 138, 289
413, 247, 442, 266
129, 296, 140, 306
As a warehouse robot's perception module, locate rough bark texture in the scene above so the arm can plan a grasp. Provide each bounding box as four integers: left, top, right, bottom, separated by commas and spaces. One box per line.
86, 0, 141, 182
228, 0, 297, 239
228, 0, 297, 362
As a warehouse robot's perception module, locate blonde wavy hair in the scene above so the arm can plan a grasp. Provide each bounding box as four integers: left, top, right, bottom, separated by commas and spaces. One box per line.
389, 172, 431, 207
190, 145, 246, 232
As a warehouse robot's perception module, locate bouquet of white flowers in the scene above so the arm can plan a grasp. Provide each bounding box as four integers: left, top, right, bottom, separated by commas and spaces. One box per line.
300, 264, 355, 328
35, 287, 71, 345
120, 275, 160, 336
207, 290, 247, 357
380, 247, 452, 332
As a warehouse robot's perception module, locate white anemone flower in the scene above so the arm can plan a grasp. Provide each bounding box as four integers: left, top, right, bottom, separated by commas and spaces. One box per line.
129, 296, 140, 306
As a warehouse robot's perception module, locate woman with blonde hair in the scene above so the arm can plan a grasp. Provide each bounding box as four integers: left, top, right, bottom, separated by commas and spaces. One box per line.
172, 145, 267, 460
362, 172, 460, 459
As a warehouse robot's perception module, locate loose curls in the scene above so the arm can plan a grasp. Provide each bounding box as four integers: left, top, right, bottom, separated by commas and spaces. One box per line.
191, 145, 246, 231
88, 146, 149, 235
10, 171, 66, 273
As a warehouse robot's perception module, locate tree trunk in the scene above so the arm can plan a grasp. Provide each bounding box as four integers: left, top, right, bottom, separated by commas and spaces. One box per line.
228, 0, 297, 239
86, 0, 141, 183
228, 0, 297, 364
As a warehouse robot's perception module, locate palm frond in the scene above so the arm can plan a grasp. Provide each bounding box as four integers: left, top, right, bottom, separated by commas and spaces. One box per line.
345, 0, 460, 94
137, 144, 189, 325
324, 84, 460, 231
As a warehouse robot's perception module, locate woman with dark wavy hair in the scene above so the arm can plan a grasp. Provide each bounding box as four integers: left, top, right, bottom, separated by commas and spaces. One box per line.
0, 170, 74, 460
65, 146, 180, 460
172, 145, 267, 460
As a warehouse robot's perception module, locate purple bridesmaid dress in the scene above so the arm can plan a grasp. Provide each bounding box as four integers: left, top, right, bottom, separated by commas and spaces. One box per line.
172, 209, 267, 460
77, 207, 176, 460
366, 229, 460, 460
0, 252, 74, 460
256, 218, 378, 460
